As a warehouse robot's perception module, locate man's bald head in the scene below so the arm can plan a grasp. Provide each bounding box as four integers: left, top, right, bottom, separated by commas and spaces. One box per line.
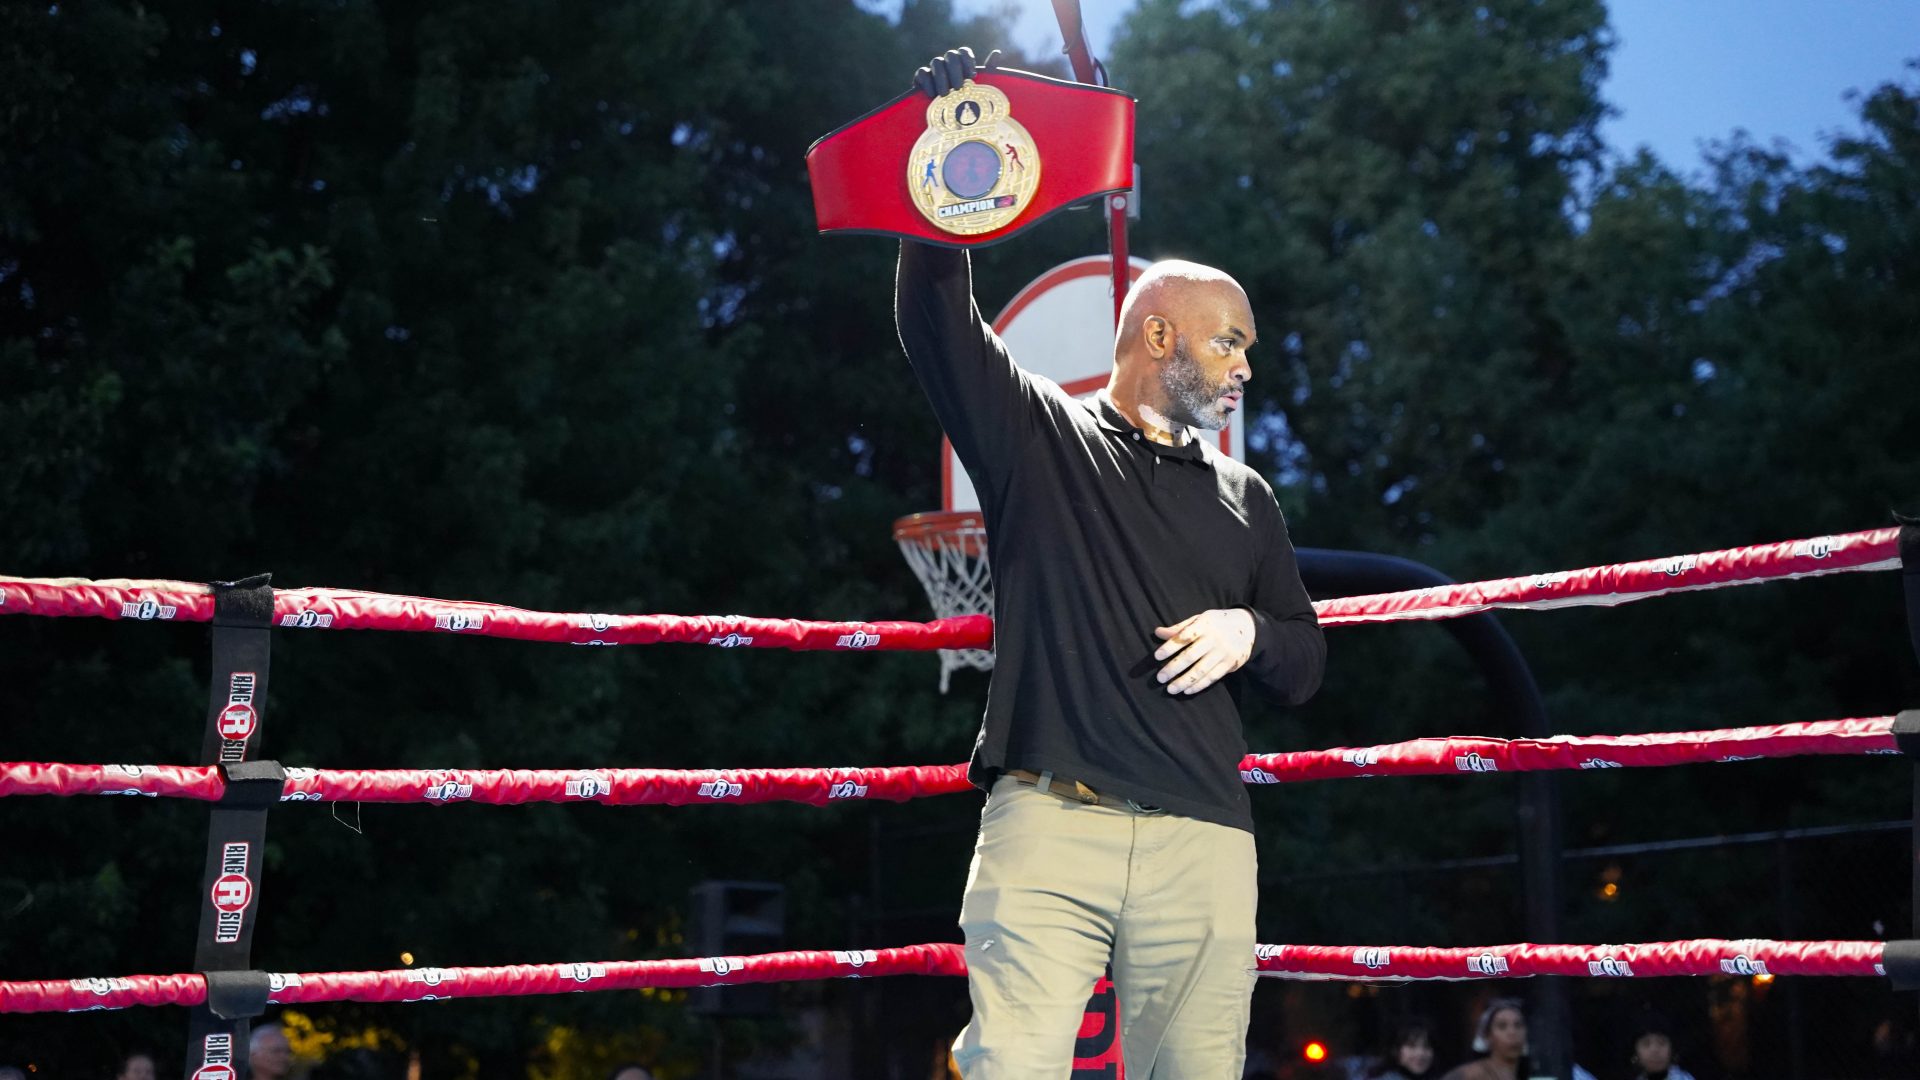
1115, 260, 1250, 359
1107, 258, 1257, 434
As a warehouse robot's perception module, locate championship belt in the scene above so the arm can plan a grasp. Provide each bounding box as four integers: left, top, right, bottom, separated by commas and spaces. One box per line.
807, 68, 1134, 247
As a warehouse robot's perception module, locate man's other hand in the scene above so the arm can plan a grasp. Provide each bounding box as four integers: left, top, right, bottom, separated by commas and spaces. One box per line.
1153, 609, 1256, 694
914, 47, 1002, 98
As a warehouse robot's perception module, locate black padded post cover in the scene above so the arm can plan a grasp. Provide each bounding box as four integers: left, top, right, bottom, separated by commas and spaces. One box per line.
187, 574, 277, 1080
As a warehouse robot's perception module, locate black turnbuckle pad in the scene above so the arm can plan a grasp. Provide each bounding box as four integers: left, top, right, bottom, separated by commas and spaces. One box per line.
211, 574, 274, 628
219, 760, 287, 808
202, 969, 273, 1020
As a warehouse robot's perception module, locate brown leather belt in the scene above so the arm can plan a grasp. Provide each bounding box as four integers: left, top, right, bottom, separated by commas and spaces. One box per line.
1005, 769, 1162, 813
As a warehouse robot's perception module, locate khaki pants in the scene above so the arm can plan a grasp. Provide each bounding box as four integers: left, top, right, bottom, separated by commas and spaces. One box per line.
952, 776, 1258, 1079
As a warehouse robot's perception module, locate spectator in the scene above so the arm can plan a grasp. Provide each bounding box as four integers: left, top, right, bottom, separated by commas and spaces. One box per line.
1627, 1012, 1695, 1080
249, 1023, 296, 1080
606, 1064, 655, 1080
1366, 1020, 1437, 1079
117, 1051, 158, 1080
1439, 999, 1530, 1080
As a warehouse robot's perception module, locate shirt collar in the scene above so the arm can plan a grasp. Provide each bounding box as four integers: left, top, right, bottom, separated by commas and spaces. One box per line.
1093, 390, 1213, 463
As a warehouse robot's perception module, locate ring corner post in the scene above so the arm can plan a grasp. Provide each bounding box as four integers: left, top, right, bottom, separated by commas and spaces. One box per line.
1896, 514, 1920, 1028
183, 574, 278, 1080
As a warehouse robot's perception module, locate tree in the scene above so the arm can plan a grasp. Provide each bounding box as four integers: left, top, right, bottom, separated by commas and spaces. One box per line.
0, 2, 1026, 1074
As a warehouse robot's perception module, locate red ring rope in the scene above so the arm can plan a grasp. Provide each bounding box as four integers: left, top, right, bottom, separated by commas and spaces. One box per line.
2, 717, 1898, 805
1, 938, 1896, 1014
1252, 939, 1891, 981
0, 577, 991, 651
0, 527, 1897, 645
1237, 715, 1899, 783
1311, 527, 1897, 626
0, 761, 972, 805
0, 943, 967, 1014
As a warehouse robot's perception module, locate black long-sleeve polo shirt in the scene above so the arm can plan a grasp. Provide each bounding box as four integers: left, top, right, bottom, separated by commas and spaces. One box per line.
895, 241, 1326, 831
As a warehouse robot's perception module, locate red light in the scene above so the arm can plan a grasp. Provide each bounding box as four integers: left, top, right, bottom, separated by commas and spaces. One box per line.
1304, 1041, 1328, 1062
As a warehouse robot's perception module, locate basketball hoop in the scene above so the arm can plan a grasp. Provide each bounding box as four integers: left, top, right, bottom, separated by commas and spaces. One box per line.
893, 510, 993, 692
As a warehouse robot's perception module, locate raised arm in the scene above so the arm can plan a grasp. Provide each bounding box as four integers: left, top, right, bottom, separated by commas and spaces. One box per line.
894, 240, 1038, 491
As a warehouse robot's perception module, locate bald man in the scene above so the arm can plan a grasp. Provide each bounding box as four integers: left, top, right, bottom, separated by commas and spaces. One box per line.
898, 47, 1325, 1080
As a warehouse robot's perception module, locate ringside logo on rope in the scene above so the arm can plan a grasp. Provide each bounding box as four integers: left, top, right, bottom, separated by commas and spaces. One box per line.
70, 976, 135, 997
1239, 766, 1279, 784
558, 962, 606, 984
101, 763, 159, 797
572, 614, 619, 646
1342, 748, 1382, 768
424, 773, 474, 801
407, 967, 458, 1000
280, 609, 334, 628
281, 766, 323, 802
699, 957, 746, 979
836, 631, 881, 649
122, 595, 178, 621
1588, 954, 1635, 977
1468, 953, 1511, 976
1353, 948, 1390, 970
1454, 752, 1498, 773
211, 842, 254, 943
698, 778, 744, 799
709, 633, 754, 647
828, 781, 869, 799
434, 611, 486, 633
834, 949, 878, 970
1791, 537, 1836, 559
566, 774, 613, 799
1720, 954, 1769, 976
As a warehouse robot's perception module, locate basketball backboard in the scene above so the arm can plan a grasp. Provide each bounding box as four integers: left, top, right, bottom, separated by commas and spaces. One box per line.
942, 255, 1246, 511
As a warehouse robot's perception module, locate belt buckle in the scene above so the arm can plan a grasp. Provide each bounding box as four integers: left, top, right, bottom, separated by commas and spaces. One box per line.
1037, 770, 1099, 805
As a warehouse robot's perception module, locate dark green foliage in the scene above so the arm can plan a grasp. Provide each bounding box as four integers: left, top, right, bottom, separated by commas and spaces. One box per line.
3, 0, 1917, 1075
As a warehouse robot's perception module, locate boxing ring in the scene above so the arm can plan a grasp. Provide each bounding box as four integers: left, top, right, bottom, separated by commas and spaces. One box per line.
3, 522, 1918, 1075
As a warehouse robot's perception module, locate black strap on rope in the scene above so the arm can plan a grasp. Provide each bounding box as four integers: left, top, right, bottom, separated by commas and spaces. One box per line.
1894, 712, 1920, 759
1900, 514, 1920, 670
1886, 940, 1920, 992
184, 575, 276, 1080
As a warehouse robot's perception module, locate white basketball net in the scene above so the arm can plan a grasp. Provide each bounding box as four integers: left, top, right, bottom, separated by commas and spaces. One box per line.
895, 516, 994, 692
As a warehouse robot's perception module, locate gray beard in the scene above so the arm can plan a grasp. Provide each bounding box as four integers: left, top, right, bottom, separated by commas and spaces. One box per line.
1162, 335, 1232, 431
